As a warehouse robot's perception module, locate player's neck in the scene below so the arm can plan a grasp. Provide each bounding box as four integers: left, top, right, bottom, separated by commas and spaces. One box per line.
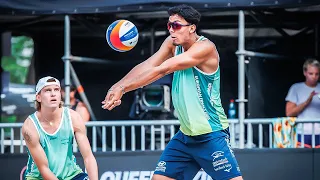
39, 107, 62, 122
181, 34, 200, 51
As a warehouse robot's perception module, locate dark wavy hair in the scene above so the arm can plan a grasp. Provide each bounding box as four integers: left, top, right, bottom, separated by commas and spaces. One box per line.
168, 4, 201, 26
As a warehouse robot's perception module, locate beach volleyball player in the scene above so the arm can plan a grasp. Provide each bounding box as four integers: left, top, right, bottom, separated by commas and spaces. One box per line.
102, 4, 243, 180
22, 76, 98, 180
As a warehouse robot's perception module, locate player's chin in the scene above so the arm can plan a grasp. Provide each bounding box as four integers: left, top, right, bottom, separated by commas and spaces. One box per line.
171, 37, 179, 46
172, 40, 181, 46
48, 102, 60, 108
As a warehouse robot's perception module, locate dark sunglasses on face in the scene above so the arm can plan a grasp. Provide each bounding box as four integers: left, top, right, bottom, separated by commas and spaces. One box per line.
167, 22, 192, 31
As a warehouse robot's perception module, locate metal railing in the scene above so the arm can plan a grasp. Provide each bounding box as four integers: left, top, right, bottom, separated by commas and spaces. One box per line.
0, 118, 320, 154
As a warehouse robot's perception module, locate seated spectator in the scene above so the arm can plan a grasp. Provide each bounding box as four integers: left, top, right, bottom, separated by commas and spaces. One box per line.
61, 79, 90, 122
285, 59, 320, 147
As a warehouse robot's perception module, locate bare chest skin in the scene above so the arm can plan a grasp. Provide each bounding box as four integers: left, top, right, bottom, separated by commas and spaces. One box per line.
39, 119, 62, 134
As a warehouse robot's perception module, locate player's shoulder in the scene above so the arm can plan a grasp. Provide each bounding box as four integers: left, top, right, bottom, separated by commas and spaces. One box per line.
197, 36, 215, 48
22, 117, 32, 129
68, 108, 85, 125
190, 36, 215, 54
22, 115, 38, 137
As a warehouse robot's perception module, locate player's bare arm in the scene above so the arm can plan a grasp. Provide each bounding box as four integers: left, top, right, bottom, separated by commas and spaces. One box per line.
103, 39, 215, 110
109, 36, 174, 90
71, 110, 98, 180
22, 118, 58, 180
102, 36, 174, 109
128, 40, 214, 87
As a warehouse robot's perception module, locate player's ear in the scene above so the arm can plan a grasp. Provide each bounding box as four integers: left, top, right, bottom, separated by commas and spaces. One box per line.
190, 24, 196, 33
36, 94, 41, 102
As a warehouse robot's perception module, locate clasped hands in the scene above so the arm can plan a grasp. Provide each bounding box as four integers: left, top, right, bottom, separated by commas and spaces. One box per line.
101, 86, 124, 110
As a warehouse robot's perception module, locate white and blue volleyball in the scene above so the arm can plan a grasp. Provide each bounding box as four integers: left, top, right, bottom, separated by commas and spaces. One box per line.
106, 20, 139, 52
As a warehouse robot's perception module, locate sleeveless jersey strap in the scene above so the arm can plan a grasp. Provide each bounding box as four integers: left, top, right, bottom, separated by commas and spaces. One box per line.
28, 113, 43, 142
64, 107, 75, 138
29, 113, 41, 133
174, 45, 184, 56
198, 36, 207, 41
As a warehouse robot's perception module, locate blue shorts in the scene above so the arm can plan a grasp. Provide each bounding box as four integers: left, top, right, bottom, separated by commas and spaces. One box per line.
153, 129, 242, 180
72, 173, 89, 180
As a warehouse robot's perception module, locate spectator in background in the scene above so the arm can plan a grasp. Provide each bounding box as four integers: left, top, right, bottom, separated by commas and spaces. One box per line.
285, 59, 320, 147
61, 79, 90, 122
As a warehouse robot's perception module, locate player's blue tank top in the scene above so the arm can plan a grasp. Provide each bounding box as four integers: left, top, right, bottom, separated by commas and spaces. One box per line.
172, 36, 229, 136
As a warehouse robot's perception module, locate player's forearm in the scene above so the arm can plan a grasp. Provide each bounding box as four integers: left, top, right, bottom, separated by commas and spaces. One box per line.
39, 167, 58, 180
84, 155, 98, 180
122, 67, 165, 93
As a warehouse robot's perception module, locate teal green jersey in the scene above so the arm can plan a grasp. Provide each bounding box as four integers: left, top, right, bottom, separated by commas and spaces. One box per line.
25, 107, 83, 180
172, 36, 229, 136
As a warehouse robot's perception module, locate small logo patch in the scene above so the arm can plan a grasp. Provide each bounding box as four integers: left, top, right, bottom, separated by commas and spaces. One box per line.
155, 161, 166, 172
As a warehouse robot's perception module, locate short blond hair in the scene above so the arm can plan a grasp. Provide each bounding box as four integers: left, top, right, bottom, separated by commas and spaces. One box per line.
303, 59, 320, 72
34, 78, 63, 111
